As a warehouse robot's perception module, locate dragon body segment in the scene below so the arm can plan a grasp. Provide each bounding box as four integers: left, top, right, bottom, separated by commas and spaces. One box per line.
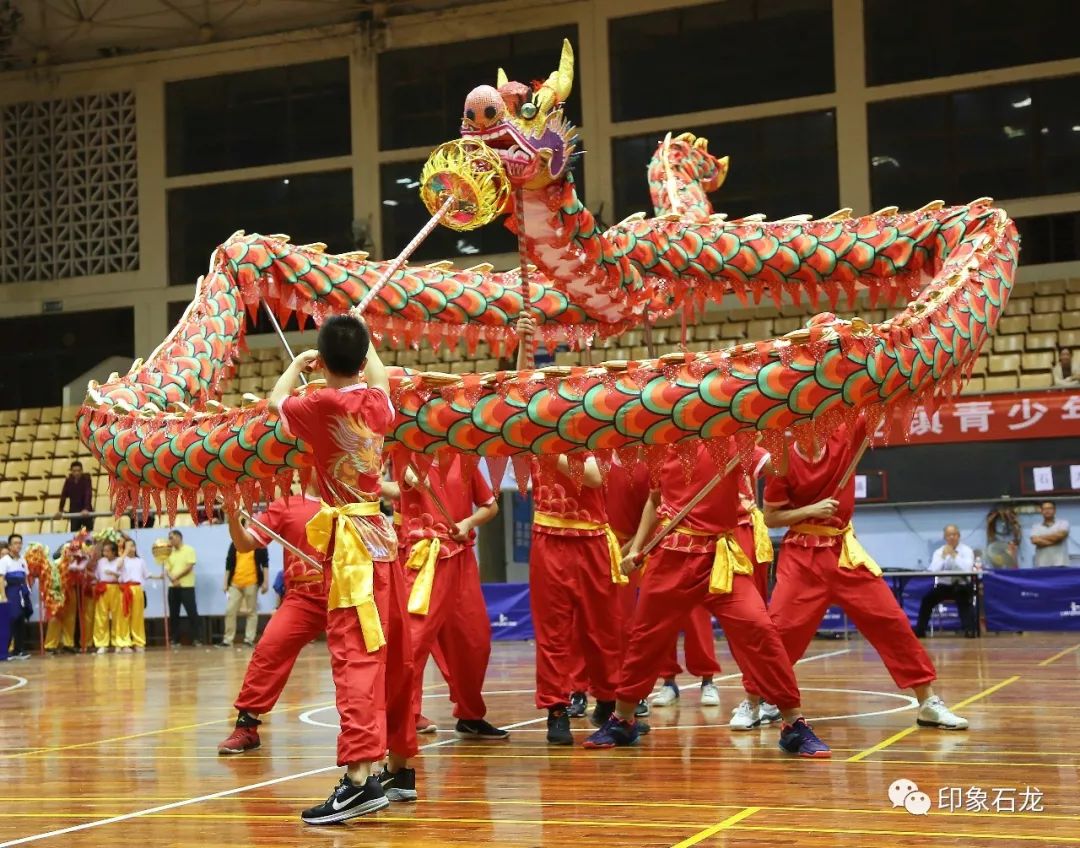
78, 41, 1019, 517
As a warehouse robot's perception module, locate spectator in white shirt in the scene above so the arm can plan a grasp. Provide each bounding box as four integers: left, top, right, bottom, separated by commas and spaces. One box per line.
915, 524, 978, 638
1030, 501, 1070, 567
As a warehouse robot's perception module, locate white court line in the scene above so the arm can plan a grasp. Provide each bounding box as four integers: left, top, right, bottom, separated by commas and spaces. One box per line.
0, 714, 544, 847
0, 647, 852, 846
0, 674, 28, 695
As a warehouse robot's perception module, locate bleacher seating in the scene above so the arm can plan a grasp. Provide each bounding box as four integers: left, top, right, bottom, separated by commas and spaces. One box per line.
2, 278, 1077, 529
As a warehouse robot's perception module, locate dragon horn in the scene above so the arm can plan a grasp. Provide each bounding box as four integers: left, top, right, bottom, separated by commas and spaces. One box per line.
535, 38, 574, 112
496, 67, 508, 87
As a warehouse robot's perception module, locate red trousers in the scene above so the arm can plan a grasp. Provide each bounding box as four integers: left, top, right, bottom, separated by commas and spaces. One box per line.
234, 590, 326, 715
568, 568, 638, 695
658, 604, 721, 679
531, 532, 624, 709
752, 560, 769, 601
615, 541, 801, 710
325, 559, 418, 765
403, 547, 491, 721
769, 542, 937, 690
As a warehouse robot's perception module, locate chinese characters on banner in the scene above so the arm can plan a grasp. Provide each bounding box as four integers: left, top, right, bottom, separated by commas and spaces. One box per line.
873, 390, 1080, 446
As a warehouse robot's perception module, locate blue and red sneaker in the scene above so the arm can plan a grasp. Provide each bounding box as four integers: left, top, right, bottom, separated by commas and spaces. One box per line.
778, 717, 831, 758
583, 715, 641, 749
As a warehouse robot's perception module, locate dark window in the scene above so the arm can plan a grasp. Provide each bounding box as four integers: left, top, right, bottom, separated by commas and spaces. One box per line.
1015, 212, 1080, 265
869, 75, 1080, 209
865, 0, 1080, 87
608, 1, 834, 123
378, 26, 580, 150
612, 111, 838, 222
0, 308, 134, 411
167, 170, 354, 285
380, 156, 586, 261
166, 59, 350, 176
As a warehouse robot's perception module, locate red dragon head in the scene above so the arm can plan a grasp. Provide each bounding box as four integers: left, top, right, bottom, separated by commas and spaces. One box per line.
460, 38, 578, 190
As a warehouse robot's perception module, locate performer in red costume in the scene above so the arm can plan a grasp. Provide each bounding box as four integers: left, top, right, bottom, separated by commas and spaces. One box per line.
568, 456, 650, 720
764, 417, 969, 731
584, 440, 831, 758
728, 446, 785, 730
268, 315, 417, 824
519, 315, 626, 746
218, 487, 324, 754
397, 459, 507, 740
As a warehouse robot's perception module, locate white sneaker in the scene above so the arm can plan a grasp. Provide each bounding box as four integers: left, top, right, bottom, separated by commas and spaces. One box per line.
729, 699, 760, 731
700, 682, 721, 706
96, 647, 107, 655
650, 683, 680, 706
759, 702, 782, 724
118, 647, 133, 654
917, 695, 969, 730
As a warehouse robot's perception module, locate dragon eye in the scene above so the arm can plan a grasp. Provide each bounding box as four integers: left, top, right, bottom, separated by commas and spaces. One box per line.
520, 102, 538, 119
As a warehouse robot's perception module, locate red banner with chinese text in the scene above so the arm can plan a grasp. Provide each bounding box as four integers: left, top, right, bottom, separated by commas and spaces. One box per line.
872, 389, 1080, 446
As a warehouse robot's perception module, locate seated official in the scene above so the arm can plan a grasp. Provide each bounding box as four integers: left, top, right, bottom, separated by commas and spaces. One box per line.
915, 524, 977, 638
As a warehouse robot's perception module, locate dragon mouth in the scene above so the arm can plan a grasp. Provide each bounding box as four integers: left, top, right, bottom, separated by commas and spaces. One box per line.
461, 122, 541, 184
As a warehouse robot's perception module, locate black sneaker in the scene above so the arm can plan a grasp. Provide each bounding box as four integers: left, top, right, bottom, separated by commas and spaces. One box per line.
547, 707, 573, 745
455, 718, 510, 741
301, 774, 389, 825
567, 691, 587, 718
379, 767, 417, 802
635, 699, 650, 717
590, 699, 616, 729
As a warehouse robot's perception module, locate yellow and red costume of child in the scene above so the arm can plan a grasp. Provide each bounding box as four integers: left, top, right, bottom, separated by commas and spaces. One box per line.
764, 420, 937, 690
396, 460, 497, 725
278, 383, 417, 767
613, 442, 801, 711
530, 457, 626, 711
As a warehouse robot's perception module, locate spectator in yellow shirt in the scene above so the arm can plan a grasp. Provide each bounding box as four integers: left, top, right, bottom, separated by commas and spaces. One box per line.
220, 542, 269, 647
165, 530, 202, 647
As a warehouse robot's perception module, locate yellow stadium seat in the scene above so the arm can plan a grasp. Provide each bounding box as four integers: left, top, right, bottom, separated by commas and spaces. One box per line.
989, 353, 1020, 374
0, 410, 17, 426
6, 444, 30, 463
14, 424, 35, 441
1019, 373, 1050, 390
1067, 278, 1080, 292
960, 375, 985, 395
0, 424, 13, 443
30, 441, 53, 460
996, 316, 1028, 335
1059, 330, 1080, 349
0, 480, 21, 502
1034, 295, 1064, 314
1021, 352, 1054, 372
25, 459, 51, 479
992, 335, 1023, 354
1033, 279, 1067, 296
985, 374, 1019, 391
0, 443, 8, 464
53, 439, 80, 458
16, 408, 40, 426
1008, 297, 1033, 315
94, 493, 112, 514
46, 477, 65, 497
36, 422, 60, 441
1063, 313, 1080, 331
61, 405, 81, 421
22, 478, 48, 500
38, 406, 62, 424
1029, 314, 1060, 333
50, 457, 73, 477
1026, 332, 1058, 351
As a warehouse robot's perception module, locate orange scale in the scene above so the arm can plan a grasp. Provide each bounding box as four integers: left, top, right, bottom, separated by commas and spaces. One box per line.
699, 411, 740, 441
218, 437, 250, 473
615, 403, 663, 440
256, 430, 292, 466
448, 418, 490, 452
555, 410, 607, 445
586, 425, 627, 452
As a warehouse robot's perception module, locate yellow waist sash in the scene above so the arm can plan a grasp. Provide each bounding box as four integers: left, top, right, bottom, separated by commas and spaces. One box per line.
668, 524, 754, 595
749, 505, 774, 564
532, 512, 627, 586
404, 537, 441, 616
788, 523, 882, 576
306, 500, 385, 652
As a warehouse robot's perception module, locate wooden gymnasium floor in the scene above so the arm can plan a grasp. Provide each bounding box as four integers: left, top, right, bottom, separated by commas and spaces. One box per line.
1, 633, 1079, 847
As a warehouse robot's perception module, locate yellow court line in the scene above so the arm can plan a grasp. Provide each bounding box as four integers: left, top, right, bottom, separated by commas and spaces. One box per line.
734, 824, 1080, 844
847, 675, 1020, 763
1037, 643, 1080, 667
669, 807, 760, 848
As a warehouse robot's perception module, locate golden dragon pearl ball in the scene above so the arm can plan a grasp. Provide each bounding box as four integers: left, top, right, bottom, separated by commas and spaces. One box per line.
420, 138, 510, 232
151, 538, 172, 563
